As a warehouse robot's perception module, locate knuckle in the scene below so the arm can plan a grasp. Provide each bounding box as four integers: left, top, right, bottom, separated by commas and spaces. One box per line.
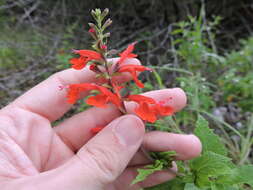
83, 144, 120, 183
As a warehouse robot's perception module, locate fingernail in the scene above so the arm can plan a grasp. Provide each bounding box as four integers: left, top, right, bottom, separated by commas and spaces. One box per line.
114, 115, 144, 146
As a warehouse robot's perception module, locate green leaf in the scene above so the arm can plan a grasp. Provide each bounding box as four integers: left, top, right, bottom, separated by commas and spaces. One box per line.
146, 178, 185, 190
132, 160, 163, 185
184, 183, 200, 190
194, 115, 227, 156
190, 151, 233, 187
232, 165, 253, 187
210, 183, 240, 190
149, 151, 177, 168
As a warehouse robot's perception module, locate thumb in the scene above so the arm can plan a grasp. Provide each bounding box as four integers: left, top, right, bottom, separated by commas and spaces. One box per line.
45, 114, 145, 190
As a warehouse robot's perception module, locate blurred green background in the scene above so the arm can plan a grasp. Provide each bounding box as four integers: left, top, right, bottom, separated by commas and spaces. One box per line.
0, 0, 252, 182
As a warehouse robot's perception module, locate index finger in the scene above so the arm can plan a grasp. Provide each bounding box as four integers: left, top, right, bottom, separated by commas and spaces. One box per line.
3, 58, 140, 122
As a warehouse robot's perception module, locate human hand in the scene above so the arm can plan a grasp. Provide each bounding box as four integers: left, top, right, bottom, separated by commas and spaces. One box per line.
0, 58, 201, 190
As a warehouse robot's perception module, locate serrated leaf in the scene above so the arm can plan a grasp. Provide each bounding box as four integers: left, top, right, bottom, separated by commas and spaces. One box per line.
194, 115, 227, 156
132, 160, 163, 185
190, 151, 233, 187
232, 165, 253, 187
184, 183, 200, 190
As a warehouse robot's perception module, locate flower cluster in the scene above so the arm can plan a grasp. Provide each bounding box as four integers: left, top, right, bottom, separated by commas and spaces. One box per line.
65, 9, 174, 133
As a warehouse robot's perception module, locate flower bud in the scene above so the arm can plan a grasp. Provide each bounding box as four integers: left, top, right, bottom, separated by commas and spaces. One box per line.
89, 27, 96, 33
103, 18, 112, 28
101, 8, 109, 18
101, 44, 107, 50
89, 63, 101, 73
104, 32, 111, 38
88, 23, 96, 28
91, 10, 97, 19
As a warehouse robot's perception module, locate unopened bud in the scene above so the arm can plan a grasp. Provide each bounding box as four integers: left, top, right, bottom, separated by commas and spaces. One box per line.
103, 18, 112, 28
101, 44, 107, 50
95, 8, 101, 15
91, 10, 96, 18
89, 64, 101, 73
104, 32, 110, 38
88, 27, 96, 33
101, 8, 109, 18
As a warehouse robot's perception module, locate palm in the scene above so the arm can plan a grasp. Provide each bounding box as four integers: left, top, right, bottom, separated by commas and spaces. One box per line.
0, 109, 74, 177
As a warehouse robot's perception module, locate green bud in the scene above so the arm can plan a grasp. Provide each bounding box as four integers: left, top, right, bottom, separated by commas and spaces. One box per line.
95, 8, 101, 15
101, 8, 109, 18
91, 9, 96, 19
104, 32, 111, 38
104, 18, 112, 27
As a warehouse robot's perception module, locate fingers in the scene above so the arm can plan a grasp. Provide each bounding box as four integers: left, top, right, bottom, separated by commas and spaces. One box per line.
6, 58, 140, 122
55, 105, 122, 151
33, 115, 145, 190
55, 88, 187, 152
129, 133, 202, 166
143, 132, 202, 160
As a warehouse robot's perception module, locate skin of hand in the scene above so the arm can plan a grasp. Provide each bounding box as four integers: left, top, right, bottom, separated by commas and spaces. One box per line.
0, 58, 201, 190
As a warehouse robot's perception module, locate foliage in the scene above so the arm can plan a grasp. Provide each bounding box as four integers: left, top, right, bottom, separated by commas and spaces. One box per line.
194, 116, 227, 156
133, 151, 177, 185
147, 116, 253, 190
218, 37, 253, 112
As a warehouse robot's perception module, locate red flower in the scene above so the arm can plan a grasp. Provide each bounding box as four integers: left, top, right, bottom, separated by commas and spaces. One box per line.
67, 83, 121, 108
135, 102, 157, 123
87, 85, 121, 108
69, 50, 102, 70
128, 94, 157, 122
127, 94, 174, 123
155, 101, 174, 116
118, 43, 137, 65
69, 57, 86, 70
118, 65, 152, 88
127, 94, 156, 104
67, 83, 96, 104
73, 50, 102, 59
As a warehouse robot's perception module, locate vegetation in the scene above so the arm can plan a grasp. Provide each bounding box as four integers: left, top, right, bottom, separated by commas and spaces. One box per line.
0, 0, 252, 189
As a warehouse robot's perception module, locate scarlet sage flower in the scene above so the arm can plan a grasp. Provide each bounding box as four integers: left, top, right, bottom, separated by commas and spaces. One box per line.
67, 83, 121, 108
135, 102, 157, 123
127, 94, 174, 123
86, 85, 121, 108
118, 65, 152, 88
128, 94, 157, 122
127, 94, 156, 104
67, 83, 97, 104
69, 57, 86, 70
73, 49, 102, 59
118, 43, 137, 65
155, 101, 174, 116
69, 50, 102, 70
